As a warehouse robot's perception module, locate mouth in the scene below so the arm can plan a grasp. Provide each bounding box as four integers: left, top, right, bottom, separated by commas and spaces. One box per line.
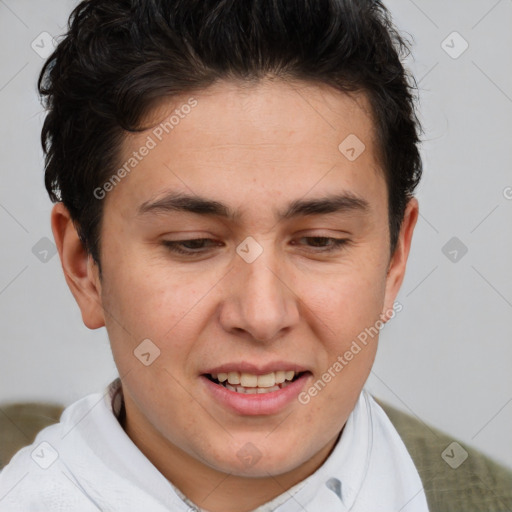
201, 363, 312, 415
204, 370, 306, 394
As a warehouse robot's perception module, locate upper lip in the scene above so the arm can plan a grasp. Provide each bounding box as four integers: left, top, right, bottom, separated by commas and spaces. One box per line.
203, 361, 310, 376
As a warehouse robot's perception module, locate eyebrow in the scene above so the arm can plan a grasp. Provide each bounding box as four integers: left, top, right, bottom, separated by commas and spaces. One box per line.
137, 191, 370, 222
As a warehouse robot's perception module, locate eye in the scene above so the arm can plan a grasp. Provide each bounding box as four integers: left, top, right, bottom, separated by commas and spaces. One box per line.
293, 237, 349, 252
162, 238, 221, 255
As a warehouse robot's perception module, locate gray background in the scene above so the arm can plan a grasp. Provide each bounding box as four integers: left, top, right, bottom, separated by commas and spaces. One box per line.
1, 0, 511, 469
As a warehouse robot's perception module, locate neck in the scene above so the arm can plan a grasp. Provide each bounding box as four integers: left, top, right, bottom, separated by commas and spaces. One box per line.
120, 397, 341, 512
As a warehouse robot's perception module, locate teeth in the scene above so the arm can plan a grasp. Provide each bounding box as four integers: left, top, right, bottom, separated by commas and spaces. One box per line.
257, 373, 275, 387
236, 371, 295, 386
275, 371, 286, 384
240, 373, 258, 387
228, 371, 240, 385
210, 370, 299, 391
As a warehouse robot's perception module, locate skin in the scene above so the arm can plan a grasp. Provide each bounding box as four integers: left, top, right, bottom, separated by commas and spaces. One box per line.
51, 79, 418, 512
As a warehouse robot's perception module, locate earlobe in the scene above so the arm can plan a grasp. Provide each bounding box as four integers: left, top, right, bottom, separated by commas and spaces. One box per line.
51, 202, 105, 329
382, 198, 419, 319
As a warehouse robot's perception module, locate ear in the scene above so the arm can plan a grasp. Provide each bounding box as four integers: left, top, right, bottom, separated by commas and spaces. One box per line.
382, 198, 419, 320
51, 202, 105, 329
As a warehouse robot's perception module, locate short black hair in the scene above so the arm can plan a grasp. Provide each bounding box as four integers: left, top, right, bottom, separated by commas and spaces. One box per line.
39, 0, 422, 270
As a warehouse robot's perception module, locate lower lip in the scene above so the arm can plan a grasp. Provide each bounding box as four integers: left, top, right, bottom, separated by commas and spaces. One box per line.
201, 373, 311, 416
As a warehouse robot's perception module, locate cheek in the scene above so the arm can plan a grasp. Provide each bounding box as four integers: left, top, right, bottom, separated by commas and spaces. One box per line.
101, 253, 213, 332
301, 262, 387, 335
295, 257, 387, 397
99, 254, 228, 379
298, 270, 384, 426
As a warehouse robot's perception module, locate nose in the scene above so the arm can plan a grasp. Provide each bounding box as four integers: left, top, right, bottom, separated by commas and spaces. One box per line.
218, 241, 300, 343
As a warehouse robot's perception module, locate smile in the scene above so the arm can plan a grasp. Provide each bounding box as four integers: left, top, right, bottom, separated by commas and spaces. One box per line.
206, 370, 303, 394
201, 370, 311, 415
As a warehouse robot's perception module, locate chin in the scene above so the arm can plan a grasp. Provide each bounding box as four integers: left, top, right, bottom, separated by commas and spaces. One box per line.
203, 444, 307, 478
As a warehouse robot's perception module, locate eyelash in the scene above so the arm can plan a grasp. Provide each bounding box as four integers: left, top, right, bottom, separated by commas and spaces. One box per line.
162, 237, 349, 256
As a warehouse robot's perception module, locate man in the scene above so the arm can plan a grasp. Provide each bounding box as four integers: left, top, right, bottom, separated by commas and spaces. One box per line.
0, 1, 510, 511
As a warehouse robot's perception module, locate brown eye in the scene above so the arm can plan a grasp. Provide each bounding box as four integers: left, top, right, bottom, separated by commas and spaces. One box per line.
293, 237, 349, 252
162, 238, 220, 255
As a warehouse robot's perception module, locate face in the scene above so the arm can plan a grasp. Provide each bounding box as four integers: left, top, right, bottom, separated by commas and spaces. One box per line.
54, 79, 417, 498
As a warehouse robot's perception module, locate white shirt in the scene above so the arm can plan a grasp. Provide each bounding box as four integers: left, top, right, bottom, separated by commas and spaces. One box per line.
0, 379, 429, 511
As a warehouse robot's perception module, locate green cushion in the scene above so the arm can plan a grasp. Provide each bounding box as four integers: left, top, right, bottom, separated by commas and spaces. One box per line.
0, 402, 63, 469
377, 400, 512, 512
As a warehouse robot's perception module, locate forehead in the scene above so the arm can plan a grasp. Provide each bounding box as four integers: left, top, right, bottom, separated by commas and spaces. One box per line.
109, 79, 386, 218
144, 78, 377, 154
